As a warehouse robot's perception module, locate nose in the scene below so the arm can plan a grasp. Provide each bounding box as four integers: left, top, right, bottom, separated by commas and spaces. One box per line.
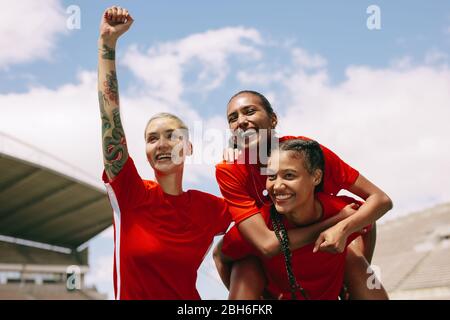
236, 113, 249, 130
267, 176, 285, 194
156, 135, 171, 151
273, 177, 286, 192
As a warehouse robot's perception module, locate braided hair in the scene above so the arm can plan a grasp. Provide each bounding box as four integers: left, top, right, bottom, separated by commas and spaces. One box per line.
269, 138, 325, 300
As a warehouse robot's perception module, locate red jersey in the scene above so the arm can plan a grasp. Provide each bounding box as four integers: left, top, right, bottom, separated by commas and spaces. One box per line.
222, 194, 367, 300
215, 135, 360, 225
102, 157, 231, 300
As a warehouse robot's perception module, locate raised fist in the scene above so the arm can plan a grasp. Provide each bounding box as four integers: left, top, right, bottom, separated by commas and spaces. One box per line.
99, 6, 134, 41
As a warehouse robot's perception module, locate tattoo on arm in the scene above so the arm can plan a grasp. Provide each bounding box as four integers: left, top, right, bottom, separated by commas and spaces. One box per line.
104, 70, 119, 105
98, 91, 128, 178
100, 44, 115, 60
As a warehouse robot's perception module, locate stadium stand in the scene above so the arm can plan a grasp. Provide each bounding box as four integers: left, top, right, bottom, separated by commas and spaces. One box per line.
372, 202, 450, 299
1, 132, 110, 299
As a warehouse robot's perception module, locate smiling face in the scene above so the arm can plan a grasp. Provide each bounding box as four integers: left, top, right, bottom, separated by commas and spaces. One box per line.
144, 117, 191, 176
266, 149, 322, 216
226, 92, 277, 151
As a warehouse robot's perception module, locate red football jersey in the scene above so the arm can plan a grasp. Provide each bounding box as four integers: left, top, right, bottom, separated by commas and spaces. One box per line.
222, 193, 368, 300
215, 135, 360, 225
102, 157, 231, 300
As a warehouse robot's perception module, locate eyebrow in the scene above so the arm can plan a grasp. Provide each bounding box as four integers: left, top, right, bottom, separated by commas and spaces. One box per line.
268, 168, 298, 174
146, 129, 175, 139
227, 105, 259, 118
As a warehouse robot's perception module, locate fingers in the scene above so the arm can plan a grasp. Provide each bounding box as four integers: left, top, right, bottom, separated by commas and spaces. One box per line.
350, 202, 360, 209
104, 6, 132, 24
223, 148, 233, 162
222, 148, 240, 163
319, 241, 338, 254
313, 234, 325, 253
319, 242, 345, 254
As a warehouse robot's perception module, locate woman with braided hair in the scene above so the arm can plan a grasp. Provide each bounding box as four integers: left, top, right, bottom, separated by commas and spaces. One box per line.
98, 6, 231, 299
213, 90, 392, 299
219, 138, 387, 299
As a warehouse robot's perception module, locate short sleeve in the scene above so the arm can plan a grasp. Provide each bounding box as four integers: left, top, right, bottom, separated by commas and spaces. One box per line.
281, 136, 359, 194
320, 144, 360, 194
102, 157, 148, 212
209, 196, 232, 235
215, 163, 261, 224
221, 225, 257, 260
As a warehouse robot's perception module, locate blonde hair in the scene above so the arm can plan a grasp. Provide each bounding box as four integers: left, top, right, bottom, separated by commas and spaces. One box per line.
144, 112, 189, 139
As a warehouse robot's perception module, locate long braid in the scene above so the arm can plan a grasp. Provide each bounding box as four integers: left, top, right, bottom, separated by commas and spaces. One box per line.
270, 205, 309, 300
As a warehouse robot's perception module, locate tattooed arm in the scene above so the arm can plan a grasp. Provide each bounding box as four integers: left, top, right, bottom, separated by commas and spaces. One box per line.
98, 7, 134, 180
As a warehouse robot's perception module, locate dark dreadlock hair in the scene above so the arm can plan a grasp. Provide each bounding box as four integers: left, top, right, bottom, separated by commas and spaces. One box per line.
269, 138, 325, 300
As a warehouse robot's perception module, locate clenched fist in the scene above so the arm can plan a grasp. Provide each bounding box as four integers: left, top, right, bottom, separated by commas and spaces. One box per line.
99, 6, 134, 41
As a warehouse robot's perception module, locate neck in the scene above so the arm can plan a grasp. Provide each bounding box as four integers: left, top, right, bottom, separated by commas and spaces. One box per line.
286, 196, 322, 227
155, 168, 184, 196
239, 132, 274, 168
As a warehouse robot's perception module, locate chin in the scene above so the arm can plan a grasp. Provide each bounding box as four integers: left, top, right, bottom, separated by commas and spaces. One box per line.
156, 162, 184, 175
240, 136, 260, 157
274, 204, 289, 215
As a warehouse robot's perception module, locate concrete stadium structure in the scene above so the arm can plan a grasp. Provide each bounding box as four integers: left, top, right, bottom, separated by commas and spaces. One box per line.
373, 202, 450, 299
0, 132, 110, 299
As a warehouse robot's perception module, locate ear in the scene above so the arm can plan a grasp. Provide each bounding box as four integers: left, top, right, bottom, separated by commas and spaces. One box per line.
313, 169, 323, 186
186, 141, 193, 156
271, 113, 278, 129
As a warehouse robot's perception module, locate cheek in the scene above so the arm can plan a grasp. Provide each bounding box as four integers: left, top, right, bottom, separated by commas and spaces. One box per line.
146, 144, 155, 158
228, 121, 237, 130
265, 180, 273, 191
254, 113, 272, 128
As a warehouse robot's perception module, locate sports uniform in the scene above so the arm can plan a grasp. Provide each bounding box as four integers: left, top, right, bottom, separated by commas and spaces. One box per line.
103, 157, 231, 299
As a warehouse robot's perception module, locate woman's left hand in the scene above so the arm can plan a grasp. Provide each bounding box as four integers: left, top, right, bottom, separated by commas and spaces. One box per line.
313, 223, 349, 254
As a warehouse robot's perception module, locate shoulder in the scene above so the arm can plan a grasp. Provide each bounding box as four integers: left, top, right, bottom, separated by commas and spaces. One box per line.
216, 161, 246, 173
279, 135, 311, 142
187, 190, 229, 224
143, 179, 161, 192
188, 189, 225, 206
317, 193, 358, 215
215, 161, 249, 182
280, 135, 334, 153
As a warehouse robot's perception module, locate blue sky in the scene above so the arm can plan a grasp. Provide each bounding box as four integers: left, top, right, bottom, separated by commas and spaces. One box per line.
1, 0, 450, 299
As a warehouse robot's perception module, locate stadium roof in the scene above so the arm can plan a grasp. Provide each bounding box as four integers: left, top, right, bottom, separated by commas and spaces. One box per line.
0, 132, 111, 249
372, 202, 450, 299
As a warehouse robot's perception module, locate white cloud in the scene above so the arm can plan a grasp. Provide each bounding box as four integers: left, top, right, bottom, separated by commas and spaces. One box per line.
237, 68, 285, 86
291, 47, 327, 69
233, 46, 450, 219
0, 71, 105, 183
0, 26, 265, 190
424, 48, 448, 65
390, 56, 414, 70
0, 0, 67, 69
0, 69, 225, 187
276, 64, 450, 219
122, 27, 262, 105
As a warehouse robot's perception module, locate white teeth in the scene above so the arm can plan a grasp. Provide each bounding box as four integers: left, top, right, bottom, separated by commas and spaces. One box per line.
275, 194, 293, 200
156, 154, 172, 160
238, 129, 257, 138
242, 130, 256, 137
